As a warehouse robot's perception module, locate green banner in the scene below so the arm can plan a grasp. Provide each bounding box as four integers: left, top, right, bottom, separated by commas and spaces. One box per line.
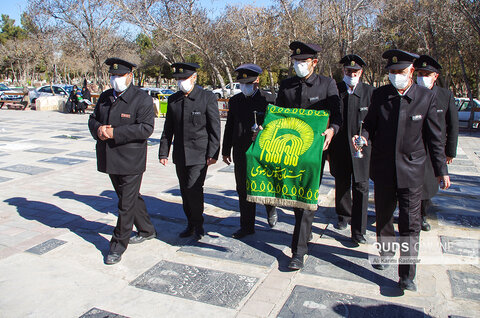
246, 104, 330, 210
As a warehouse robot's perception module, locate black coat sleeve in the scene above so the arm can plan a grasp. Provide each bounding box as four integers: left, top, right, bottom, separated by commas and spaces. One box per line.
159, 95, 175, 159
88, 92, 106, 141
326, 78, 342, 134
222, 99, 235, 157
206, 92, 221, 159
425, 96, 448, 177
445, 90, 459, 158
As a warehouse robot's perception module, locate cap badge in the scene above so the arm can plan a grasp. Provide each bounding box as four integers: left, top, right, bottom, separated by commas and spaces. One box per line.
296, 48, 301, 54
243, 73, 247, 78
422, 62, 427, 67
392, 56, 398, 63
350, 61, 355, 66
113, 64, 118, 70
179, 68, 183, 73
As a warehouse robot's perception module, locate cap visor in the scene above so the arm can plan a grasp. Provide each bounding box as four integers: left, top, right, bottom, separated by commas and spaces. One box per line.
291, 54, 316, 60
237, 77, 257, 84
172, 71, 195, 79
344, 65, 362, 70
109, 70, 130, 75
386, 63, 413, 70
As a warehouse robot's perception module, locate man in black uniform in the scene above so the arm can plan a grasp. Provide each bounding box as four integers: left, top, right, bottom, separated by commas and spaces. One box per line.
414, 55, 459, 231
88, 58, 156, 265
276, 41, 342, 270
159, 62, 221, 240
222, 64, 278, 239
329, 54, 374, 244
354, 50, 450, 291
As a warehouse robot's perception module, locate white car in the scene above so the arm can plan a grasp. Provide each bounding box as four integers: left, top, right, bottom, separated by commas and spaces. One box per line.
29, 85, 68, 104
212, 82, 241, 98
455, 97, 480, 129
0, 84, 23, 101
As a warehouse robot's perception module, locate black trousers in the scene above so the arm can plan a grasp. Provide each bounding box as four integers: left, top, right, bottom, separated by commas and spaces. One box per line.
420, 199, 431, 218
335, 174, 369, 235
374, 184, 422, 281
290, 152, 326, 257
109, 174, 155, 254
175, 163, 208, 228
234, 151, 274, 231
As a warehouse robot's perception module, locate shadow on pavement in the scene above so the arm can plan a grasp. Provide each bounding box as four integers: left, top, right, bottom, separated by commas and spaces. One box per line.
4, 197, 112, 256
332, 303, 433, 317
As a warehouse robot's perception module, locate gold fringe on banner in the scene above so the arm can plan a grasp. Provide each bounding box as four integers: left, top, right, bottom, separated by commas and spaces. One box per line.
246, 195, 318, 211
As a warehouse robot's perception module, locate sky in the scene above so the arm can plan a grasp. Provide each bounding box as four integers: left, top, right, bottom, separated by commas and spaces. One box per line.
1, 0, 28, 26
1, 0, 277, 27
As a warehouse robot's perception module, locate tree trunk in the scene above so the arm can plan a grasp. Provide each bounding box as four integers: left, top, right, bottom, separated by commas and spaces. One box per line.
457, 46, 475, 134
268, 68, 276, 95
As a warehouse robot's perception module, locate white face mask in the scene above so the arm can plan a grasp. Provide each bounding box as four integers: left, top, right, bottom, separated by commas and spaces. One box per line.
240, 83, 256, 97
343, 75, 359, 88
177, 76, 195, 93
389, 72, 411, 90
417, 76, 435, 89
293, 60, 310, 78
110, 75, 130, 92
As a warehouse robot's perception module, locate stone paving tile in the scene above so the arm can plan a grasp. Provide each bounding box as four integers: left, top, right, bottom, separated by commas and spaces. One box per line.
440, 236, 480, 258
18, 139, 58, 145
218, 164, 235, 173
179, 228, 290, 267
0, 136, 24, 142
0, 176, 12, 183
0, 151, 9, 157
0, 164, 53, 175
66, 151, 96, 159
448, 270, 480, 301
25, 147, 68, 154
130, 260, 258, 309
277, 285, 427, 317
302, 238, 398, 286
437, 212, 480, 228
51, 134, 85, 140
39, 157, 87, 165
25, 238, 67, 255
79, 308, 129, 318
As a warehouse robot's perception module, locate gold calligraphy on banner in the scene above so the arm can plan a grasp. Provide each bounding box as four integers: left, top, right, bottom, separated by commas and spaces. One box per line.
250, 165, 306, 181
246, 179, 319, 201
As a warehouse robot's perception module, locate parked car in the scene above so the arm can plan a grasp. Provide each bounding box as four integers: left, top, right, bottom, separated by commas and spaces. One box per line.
141, 87, 175, 100
29, 85, 68, 104
0, 84, 23, 101
212, 82, 241, 98
455, 97, 480, 129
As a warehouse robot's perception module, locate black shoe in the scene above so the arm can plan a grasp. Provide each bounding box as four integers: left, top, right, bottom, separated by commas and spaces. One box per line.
399, 278, 417, 291
105, 252, 122, 265
288, 255, 304, 270
336, 220, 347, 230
129, 232, 157, 244
267, 209, 278, 228
232, 228, 255, 239
372, 263, 389, 270
352, 234, 366, 244
421, 216, 431, 231
193, 227, 204, 240
179, 226, 194, 238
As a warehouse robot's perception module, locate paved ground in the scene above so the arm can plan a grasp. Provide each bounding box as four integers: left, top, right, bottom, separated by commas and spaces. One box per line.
0, 109, 479, 318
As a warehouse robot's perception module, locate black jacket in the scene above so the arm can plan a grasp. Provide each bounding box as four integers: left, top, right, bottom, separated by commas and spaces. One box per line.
329, 81, 374, 182
422, 85, 459, 199
88, 85, 154, 175
275, 73, 342, 133
222, 90, 274, 158
362, 83, 447, 188
159, 85, 221, 166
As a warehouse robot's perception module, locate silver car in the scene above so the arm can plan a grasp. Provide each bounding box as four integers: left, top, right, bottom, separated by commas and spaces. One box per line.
456, 98, 480, 129
29, 85, 68, 104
